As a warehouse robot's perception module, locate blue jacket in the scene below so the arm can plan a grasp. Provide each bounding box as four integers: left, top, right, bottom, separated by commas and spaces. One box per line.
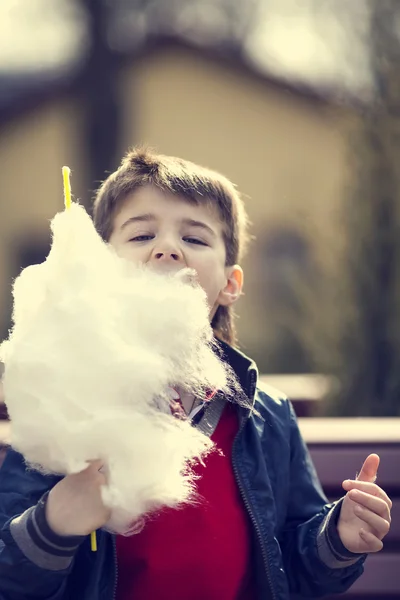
0, 344, 365, 599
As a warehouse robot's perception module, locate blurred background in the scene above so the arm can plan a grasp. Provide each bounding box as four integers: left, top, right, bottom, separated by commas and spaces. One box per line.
0, 2, 400, 597
1, 0, 400, 419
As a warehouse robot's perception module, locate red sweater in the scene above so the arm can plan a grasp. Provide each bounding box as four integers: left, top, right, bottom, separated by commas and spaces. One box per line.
116, 402, 255, 599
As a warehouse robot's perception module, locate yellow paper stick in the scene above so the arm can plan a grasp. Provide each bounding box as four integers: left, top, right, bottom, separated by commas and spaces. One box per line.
91, 530, 97, 552
64, 163, 95, 551
62, 166, 72, 210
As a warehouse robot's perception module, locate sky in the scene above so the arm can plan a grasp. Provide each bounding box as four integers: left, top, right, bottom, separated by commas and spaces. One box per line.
0, 0, 376, 99
245, 0, 373, 98
0, 0, 88, 74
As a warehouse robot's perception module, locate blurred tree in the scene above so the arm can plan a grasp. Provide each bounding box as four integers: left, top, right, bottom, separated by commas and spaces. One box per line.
258, 228, 315, 374
321, 0, 400, 415
107, 0, 259, 55
82, 0, 121, 204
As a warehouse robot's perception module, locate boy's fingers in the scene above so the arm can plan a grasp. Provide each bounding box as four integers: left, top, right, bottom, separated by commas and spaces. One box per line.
360, 528, 384, 552
353, 504, 391, 539
348, 489, 391, 520
342, 480, 393, 509
356, 453, 380, 483
85, 460, 105, 473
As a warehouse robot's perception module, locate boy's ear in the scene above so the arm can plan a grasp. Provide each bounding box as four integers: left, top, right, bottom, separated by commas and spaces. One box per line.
218, 265, 244, 307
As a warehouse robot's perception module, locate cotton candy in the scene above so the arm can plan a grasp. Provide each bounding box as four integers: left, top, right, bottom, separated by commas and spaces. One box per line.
0, 202, 229, 533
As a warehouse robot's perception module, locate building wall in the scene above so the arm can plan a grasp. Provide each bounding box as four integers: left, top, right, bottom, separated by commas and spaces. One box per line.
0, 97, 87, 337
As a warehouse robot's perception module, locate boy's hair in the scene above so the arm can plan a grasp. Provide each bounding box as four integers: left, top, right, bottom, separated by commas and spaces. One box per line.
92, 147, 250, 345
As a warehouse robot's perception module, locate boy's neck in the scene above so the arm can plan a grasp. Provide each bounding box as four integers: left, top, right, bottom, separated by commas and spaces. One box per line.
177, 388, 198, 415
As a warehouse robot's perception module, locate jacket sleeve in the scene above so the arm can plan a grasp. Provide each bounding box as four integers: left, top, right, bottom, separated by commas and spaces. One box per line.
278, 400, 367, 597
0, 448, 84, 600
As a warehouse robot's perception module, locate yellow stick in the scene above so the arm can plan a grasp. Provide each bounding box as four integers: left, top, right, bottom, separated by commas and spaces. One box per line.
91, 530, 97, 552
62, 166, 72, 210
63, 164, 95, 550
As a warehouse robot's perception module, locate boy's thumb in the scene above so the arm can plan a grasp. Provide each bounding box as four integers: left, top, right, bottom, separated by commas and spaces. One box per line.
356, 453, 380, 483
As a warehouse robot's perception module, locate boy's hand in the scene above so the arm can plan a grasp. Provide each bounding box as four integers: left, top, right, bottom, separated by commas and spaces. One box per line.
46, 460, 111, 537
337, 454, 392, 554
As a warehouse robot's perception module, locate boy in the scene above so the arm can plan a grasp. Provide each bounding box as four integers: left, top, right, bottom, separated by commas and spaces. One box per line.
0, 148, 392, 599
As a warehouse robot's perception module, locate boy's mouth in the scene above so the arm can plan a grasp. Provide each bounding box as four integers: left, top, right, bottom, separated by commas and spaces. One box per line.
147, 264, 199, 287
150, 263, 184, 275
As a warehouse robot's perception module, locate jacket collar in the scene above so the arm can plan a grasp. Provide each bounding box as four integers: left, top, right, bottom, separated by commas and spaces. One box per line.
215, 339, 258, 404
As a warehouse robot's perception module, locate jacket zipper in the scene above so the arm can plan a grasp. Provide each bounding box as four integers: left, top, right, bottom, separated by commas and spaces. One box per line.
112, 535, 119, 600
232, 376, 277, 600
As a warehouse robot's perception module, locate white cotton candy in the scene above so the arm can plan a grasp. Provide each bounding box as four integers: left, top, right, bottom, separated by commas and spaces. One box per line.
0, 202, 229, 533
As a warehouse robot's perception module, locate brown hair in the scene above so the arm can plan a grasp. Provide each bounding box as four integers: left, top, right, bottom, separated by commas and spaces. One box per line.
93, 147, 250, 345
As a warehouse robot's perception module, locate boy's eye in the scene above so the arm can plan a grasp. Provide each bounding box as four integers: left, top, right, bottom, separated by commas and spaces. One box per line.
129, 235, 154, 242
183, 237, 207, 246
128, 235, 207, 246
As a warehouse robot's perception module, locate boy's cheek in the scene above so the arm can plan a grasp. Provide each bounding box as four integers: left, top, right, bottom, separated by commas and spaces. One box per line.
112, 244, 140, 262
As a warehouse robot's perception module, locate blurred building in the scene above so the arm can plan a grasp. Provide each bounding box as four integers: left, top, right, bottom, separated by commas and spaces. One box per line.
0, 38, 358, 371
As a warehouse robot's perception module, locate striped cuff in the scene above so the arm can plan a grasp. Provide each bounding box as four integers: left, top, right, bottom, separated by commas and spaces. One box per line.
317, 500, 365, 569
10, 493, 85, 571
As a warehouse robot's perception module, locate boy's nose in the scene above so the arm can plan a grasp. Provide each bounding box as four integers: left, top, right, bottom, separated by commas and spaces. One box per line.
154, 251, 180, 261
150, 248, 184, 273
151, 246, 183, 262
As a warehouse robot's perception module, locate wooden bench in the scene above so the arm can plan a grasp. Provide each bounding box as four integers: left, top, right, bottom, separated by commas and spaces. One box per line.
299, 417, 400, 600
262, 375, 400, 598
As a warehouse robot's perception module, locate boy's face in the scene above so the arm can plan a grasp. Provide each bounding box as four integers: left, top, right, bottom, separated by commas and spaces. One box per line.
109, 186, 243, 320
